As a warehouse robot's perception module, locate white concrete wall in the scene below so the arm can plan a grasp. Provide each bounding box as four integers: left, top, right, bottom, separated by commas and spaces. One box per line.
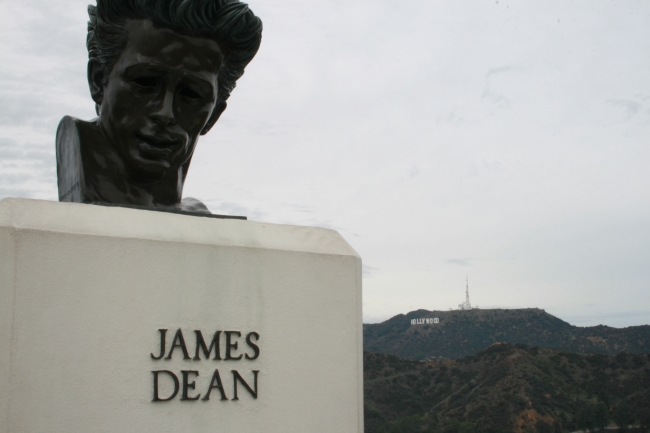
0, 198, 363, 433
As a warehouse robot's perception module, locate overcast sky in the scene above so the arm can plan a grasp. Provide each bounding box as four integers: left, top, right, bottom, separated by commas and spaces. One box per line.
1, 0, 649, 327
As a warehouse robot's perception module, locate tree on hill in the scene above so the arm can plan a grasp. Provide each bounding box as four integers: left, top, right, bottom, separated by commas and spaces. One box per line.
442, 419, 477, 433
611, 402, 633, 432
535, 420, 554, 433
593, 402, 609, 430
638, 410, 650, 433
576, 406, 596, 432
574, 402, 611, 433
377, 415, 433, 433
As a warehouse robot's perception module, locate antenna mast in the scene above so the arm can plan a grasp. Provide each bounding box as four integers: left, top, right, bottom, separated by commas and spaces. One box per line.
458, 275, 472, 310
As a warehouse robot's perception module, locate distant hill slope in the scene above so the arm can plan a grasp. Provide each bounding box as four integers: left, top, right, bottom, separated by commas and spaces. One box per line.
364, 308, 650, 360
364, 345, 650, 433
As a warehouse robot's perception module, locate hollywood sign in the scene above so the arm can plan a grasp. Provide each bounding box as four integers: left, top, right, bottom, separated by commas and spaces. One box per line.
411, 318, 439, 325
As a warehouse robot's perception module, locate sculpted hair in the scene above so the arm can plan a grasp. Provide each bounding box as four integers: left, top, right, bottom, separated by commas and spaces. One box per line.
87, 0, 262, 102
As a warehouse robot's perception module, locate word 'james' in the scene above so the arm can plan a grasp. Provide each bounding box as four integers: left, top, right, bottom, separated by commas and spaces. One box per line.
151, 329, 260, 402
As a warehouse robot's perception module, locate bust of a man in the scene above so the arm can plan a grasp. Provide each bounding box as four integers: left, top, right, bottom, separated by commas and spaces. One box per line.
56, 0, 262, 214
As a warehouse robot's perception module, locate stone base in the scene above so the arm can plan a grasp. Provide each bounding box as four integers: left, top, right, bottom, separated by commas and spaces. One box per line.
0, 198, 362, 432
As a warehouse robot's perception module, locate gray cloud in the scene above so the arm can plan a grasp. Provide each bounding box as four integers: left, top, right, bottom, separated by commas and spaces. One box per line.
363, 265, 379, 278
444, 259, 473, 267
608, 99, 642, 116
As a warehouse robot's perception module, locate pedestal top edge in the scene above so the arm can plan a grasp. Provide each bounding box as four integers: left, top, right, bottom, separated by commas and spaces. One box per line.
0, 198, 359, 258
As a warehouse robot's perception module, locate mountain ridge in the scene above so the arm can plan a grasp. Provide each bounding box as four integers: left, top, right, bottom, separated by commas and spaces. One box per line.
364, 343, 650, 433
364, 308, 650, 360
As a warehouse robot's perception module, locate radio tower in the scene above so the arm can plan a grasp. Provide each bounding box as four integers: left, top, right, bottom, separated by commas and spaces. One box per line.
458, 276, 472, 310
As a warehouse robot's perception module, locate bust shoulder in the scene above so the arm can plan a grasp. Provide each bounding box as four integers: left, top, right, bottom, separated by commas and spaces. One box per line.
55, 116, 211, 215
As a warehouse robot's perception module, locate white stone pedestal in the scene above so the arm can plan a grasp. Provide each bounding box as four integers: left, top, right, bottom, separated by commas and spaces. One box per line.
0, 198, 362, 433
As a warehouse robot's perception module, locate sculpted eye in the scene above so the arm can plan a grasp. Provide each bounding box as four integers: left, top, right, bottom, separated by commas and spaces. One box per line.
179, 86, 203, 100
132, 76, 159, 88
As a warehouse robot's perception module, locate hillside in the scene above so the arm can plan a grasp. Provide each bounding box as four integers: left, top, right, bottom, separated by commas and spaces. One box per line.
364, 344, 650, 433
364, 308, 650, 360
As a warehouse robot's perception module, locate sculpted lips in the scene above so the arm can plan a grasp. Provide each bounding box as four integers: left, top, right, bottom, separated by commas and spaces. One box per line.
135, 133, 181, 159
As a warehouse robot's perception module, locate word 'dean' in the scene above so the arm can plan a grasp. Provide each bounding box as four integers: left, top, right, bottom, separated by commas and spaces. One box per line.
411, 318, 439, 325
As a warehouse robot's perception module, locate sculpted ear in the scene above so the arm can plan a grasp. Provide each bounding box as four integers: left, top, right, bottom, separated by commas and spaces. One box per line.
201, 101, 227, 135
87, 59, 105, 115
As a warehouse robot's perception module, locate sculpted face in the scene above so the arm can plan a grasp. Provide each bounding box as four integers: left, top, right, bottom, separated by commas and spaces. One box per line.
95, 19, 225, 181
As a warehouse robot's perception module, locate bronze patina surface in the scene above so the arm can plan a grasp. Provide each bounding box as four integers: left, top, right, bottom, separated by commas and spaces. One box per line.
57, 0, 262, 215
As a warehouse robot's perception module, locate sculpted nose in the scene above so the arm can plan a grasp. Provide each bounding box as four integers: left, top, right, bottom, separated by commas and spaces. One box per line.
150, 90, 176, 126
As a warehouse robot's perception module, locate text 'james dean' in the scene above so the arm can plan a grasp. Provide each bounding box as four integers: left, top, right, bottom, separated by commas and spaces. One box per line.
150, 329, 260, 402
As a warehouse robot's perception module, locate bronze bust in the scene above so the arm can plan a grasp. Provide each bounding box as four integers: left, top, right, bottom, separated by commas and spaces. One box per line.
56, 0, 262, 214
